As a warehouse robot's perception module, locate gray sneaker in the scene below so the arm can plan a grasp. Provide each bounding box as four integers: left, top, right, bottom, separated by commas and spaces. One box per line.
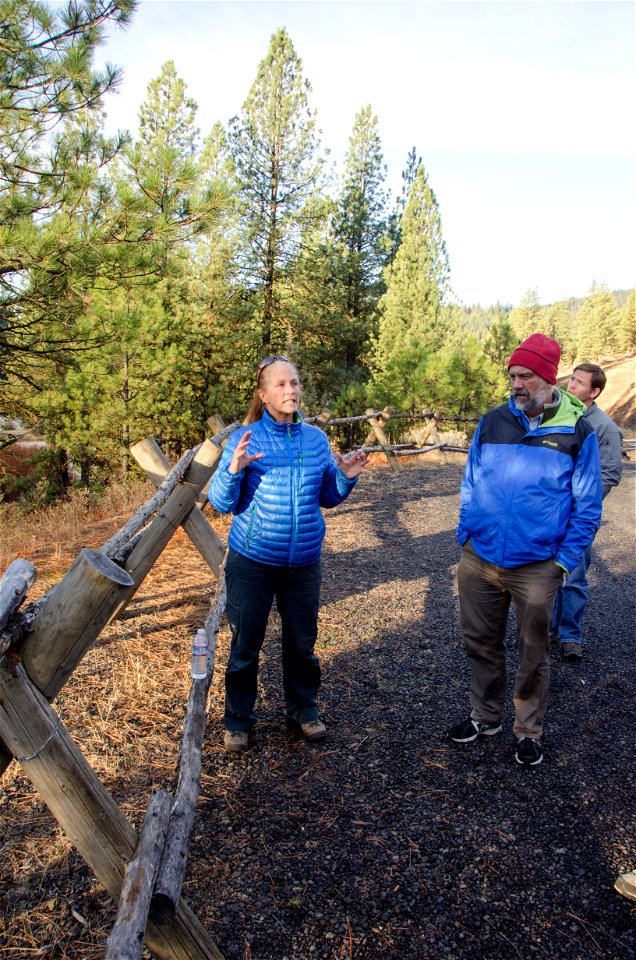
300, 719, 327, 742
224, 730, 249, 752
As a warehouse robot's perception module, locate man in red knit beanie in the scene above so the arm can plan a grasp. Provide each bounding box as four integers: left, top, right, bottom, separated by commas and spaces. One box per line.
449, 333, 602, 767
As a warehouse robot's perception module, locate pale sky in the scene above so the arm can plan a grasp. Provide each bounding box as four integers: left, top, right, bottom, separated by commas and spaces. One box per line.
92, 0, 635, 307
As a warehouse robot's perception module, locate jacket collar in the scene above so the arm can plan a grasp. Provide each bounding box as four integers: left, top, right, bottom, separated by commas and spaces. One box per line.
261, 409, 302, 432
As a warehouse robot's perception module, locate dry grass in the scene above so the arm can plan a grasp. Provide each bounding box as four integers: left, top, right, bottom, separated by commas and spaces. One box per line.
0, 481, 154, 588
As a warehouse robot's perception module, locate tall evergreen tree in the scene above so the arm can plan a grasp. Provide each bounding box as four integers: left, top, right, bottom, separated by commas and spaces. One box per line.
228, 28, 323, 353
386, 146, 421, 264
617, 289, 636, 353
331, 105, 388, 372
370, 162, 450, 403
545, 299, 575, 361
509, 289, 542, 343
0, 0, 136, 384
31, 61, 228, 479
576, 282, 619, 359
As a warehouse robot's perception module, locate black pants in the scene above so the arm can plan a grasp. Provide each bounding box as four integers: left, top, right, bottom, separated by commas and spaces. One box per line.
223, 548, 322, 731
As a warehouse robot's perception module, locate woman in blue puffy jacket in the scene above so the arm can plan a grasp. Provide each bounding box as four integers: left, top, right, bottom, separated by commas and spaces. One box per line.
209, 355, 368, 752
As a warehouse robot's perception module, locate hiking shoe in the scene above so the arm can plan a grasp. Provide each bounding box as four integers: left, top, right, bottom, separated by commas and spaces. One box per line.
448, 717, 502, 743
614, 870, 636, 902
224, 730, 249, 753
515, 737, 543, 766
300, 719, 327, 742
561, 641, 582, 661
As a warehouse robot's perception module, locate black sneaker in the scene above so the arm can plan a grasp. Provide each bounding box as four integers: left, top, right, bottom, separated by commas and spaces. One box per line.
560, 641, 582, 661
448, 717, 502, 743
515, 737, 543, 766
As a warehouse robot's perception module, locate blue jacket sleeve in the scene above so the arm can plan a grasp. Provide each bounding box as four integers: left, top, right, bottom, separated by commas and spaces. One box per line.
208, 429, 246, 515
319, 451, 358, 508
555, 431, 603, 573
456, 421, 482, 546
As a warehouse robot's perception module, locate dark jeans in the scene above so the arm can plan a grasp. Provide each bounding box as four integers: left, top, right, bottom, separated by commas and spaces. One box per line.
223, 547, 322, 731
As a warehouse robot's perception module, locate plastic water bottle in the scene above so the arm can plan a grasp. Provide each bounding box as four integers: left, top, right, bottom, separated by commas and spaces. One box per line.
191, 629, 208, 680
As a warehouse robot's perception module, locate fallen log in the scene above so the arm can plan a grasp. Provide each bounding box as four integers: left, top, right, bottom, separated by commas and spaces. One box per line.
150, 570, 227, 925
105, 789, 172, 960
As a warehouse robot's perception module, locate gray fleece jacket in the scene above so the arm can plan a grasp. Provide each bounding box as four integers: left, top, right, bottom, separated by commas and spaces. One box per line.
583, 402, 622, 498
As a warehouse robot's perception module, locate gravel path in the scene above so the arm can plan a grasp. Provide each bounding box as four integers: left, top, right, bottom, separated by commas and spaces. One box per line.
191, 456, 636, 960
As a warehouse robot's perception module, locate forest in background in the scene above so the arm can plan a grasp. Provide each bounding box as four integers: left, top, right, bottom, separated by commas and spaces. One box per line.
1, 1, 635, 503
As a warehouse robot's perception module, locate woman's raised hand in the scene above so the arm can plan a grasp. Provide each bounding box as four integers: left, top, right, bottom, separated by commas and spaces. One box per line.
335, 449, 370, 479
229, 431, 264, 474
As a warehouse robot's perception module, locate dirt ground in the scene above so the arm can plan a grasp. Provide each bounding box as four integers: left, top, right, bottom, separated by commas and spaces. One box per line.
1, 447, 635, 960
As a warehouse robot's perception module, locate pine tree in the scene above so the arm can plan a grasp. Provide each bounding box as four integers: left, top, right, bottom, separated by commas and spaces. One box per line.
616, 289, 636, 353
0, 0, 136, 383
370, 163, 450, 403
331, 106, 388, 372
386, 146, 421, 264
509, 289, 542, 343
545, 300, 575, 361
576, 282, 619, 359
228, 28, 323, 353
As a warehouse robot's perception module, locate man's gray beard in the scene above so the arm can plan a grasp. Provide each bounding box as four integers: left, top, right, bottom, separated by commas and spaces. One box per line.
513, 383, 549, 414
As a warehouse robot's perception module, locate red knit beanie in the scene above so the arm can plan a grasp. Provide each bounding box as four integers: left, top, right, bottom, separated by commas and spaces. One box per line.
507, 333, 561, 385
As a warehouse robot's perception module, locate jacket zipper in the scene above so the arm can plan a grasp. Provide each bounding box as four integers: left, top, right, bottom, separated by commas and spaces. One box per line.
287, 424, 298, 565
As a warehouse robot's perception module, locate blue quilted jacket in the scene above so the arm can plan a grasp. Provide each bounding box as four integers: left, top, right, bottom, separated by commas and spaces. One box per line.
457, 391, 602, 572
209, 411, 357, 566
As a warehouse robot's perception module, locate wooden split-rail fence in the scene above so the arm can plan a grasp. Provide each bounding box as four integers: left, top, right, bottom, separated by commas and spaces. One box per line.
0, 407, 469, 958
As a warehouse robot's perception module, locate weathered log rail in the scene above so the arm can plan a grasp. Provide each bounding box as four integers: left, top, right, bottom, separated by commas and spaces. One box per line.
308, 405, 470, 467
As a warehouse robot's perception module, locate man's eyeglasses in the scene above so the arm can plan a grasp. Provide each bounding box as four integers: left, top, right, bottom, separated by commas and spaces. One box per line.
256, 354, 288, 384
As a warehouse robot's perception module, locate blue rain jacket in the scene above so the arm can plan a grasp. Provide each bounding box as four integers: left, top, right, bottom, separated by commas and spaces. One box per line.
457, 391, 602, 573
209, 410, 357, 566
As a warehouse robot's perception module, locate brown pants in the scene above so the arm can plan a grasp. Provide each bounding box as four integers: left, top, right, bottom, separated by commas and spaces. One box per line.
457, 541, 563, 739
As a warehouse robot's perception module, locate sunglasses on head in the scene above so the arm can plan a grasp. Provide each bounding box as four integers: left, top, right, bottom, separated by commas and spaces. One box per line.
256, 354, 288, 384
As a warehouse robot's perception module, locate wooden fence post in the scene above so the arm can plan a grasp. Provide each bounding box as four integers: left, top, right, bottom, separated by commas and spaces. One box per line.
419, 409, 448, 464
0, 659, 224, 960
314, 409, 332, 431
364, 407, 400, 470
106, 435, 232, 623
130, 438, 225, 576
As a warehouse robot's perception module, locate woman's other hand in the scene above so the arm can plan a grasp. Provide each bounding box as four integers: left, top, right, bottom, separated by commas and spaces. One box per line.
229, 431, 265, 474
335, 449, 370, 479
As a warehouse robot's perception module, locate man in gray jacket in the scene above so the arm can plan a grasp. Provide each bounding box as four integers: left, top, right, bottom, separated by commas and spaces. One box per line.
551, 362, 623, 660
